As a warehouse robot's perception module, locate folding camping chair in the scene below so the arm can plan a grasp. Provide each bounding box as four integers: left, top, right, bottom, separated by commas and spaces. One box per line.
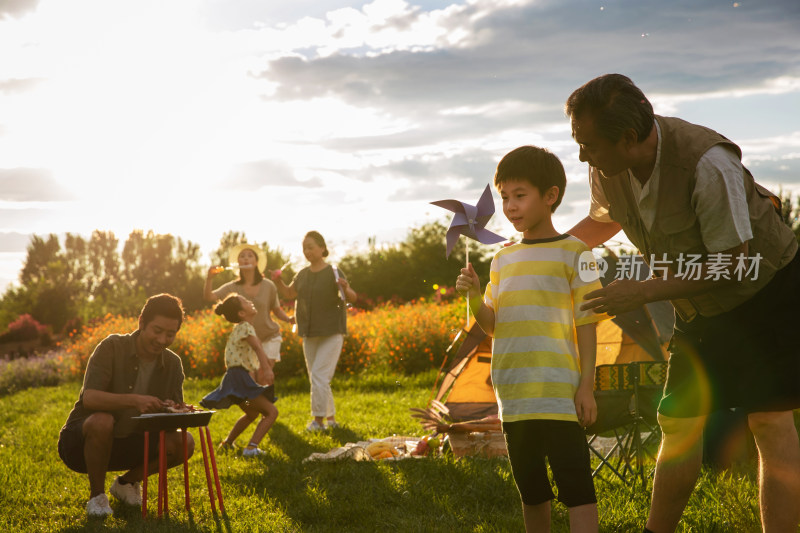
586, 361, 667, 488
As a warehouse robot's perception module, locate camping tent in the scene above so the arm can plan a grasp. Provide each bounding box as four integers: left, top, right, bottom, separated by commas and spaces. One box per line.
596, 300, 672, 365
432, 322, 496, 421
432, 299, 674, 422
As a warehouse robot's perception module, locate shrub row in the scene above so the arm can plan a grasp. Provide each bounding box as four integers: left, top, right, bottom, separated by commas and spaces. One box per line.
0, 350, 71, 396
0, 313, 51, 344
61, 299, 467, 380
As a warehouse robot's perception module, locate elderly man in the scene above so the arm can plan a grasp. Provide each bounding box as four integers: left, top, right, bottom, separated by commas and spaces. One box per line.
58, 293, 194, 517
565, 73, 800, 532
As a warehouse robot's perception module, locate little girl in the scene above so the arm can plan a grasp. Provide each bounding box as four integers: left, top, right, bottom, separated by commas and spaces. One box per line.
201, 294, 278, 457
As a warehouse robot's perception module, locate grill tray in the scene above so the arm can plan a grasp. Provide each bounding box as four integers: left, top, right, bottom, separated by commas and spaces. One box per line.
132, 411, 214, 431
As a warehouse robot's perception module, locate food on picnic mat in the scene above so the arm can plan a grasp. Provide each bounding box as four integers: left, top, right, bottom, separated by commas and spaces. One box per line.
412, 439, 429, 456
303, 435, 447, 463
366, 440, 400, 459
411, 434, 442, 456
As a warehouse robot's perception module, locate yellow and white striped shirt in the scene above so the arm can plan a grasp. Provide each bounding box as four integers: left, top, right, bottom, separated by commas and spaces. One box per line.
484, 235, 606, 423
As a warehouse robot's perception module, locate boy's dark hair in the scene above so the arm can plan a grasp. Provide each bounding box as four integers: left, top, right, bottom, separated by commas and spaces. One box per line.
494, 145, 566, 212
139, 293, 184, 329
214, 294, 244, 324
564, 73, 654, 143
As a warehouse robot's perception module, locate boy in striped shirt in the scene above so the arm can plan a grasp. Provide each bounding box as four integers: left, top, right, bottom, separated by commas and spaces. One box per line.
456, 145, 607, 532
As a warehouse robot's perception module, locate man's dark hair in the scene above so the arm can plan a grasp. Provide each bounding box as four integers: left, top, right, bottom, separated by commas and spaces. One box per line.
139, 293, 185, 329
494, 145, 566, 213
565, 73, 654, 143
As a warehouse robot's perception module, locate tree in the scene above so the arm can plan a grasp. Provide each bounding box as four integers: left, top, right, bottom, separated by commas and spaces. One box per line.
19, 234, 61, 287
778, 189, 800, 242
0, 285, 36, 334
0, 221, 507, 333
82, 230, 122, 317
119, 230, 205, 314
0, 229, 207, 333
339, 245, 414, 304
13, 233, 84, 331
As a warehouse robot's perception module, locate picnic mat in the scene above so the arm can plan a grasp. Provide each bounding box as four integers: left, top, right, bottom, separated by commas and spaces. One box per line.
303, 435, 422, 463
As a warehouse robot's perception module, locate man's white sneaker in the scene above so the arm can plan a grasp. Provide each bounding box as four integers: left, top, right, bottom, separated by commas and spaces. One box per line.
110, 476, 142, 506
86, 493, 113, 517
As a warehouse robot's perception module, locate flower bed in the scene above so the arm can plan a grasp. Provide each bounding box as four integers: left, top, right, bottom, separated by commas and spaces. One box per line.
61, 299, 467, 379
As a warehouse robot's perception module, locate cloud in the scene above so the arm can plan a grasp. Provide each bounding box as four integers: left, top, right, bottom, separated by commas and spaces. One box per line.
0, 205, 51, 230
226, 159, 323, 189
249, 0, 800, 207
319, 106, 556, 152
0, 0, 798, 293
734, 131, 800, 188
0, 0, 39, 20
258, 0, 800, 115
352, 148, 498, 195
0, 231, 31, 252
744, 155, 800, 190
199, 0, 378, 30
0, 168, 74, 201
0, 78, 43, 94
242, 0, 800, 199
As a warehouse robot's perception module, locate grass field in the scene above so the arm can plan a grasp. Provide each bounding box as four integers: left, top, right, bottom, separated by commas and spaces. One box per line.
0, 370, 771, 532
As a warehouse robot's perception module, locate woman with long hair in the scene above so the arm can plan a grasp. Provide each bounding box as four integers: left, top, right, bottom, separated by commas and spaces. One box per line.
204, 243, 294, 382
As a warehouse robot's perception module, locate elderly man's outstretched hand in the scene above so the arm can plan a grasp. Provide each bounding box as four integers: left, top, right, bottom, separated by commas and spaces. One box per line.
580, 279, 645, 316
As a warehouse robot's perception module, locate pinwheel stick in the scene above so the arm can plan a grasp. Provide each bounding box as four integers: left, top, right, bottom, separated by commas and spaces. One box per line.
464, 240, 469, 324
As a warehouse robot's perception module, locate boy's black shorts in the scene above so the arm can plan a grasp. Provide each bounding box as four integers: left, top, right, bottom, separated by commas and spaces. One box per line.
660, 250, 800, 418
502, 419, 596, 508
58, 420, 167, 474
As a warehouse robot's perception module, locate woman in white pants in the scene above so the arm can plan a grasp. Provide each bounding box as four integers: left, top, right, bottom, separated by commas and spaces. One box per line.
271, 231, 357, 431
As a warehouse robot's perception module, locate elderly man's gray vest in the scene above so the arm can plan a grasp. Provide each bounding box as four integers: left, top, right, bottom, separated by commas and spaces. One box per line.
598, 115, 797, 320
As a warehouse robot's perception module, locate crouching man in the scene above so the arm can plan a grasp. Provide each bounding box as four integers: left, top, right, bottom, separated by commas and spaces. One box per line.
58, 293, 195, 517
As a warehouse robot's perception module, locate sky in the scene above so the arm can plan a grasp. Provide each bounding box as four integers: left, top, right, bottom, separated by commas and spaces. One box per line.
0, 0, 798, 292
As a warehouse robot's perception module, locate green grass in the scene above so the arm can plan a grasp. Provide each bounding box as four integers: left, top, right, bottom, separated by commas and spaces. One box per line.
0, 371, 772, 532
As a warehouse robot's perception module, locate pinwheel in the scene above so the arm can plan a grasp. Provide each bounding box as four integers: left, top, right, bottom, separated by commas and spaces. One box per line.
430, 184, 505, 259
431, 184, 505, 323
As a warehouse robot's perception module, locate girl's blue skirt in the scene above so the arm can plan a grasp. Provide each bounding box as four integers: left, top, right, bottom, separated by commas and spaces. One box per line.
200, 366, 275, 409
